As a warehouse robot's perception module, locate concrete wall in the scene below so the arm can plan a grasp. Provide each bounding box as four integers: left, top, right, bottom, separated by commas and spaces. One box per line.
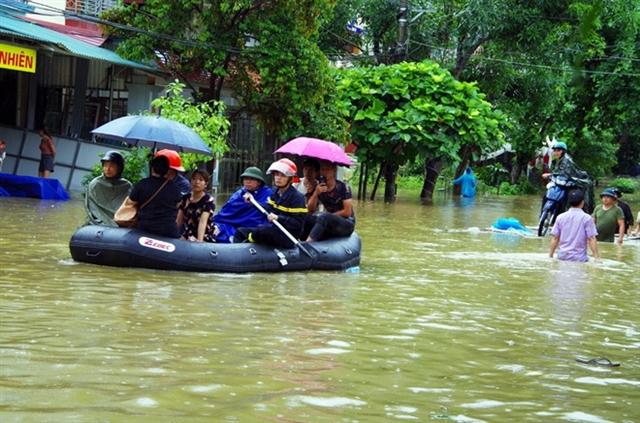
0, 125, 126, 192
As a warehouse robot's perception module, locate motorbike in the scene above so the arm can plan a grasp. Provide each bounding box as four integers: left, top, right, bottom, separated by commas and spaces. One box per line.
538, 174, 592, 236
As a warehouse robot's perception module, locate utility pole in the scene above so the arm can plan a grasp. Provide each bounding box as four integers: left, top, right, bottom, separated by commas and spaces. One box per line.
396, 0, 409, 62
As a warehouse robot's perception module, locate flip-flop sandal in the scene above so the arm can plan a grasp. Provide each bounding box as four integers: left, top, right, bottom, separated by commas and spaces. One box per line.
576, 357, 620, 367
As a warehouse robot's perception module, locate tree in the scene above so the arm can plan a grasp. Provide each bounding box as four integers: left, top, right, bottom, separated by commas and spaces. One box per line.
150, 80, 230, 169
336, 60, 506, 202
103, 0, 337, 143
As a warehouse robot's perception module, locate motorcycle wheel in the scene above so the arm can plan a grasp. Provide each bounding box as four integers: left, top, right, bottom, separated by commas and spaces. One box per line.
538, 207, 554, 237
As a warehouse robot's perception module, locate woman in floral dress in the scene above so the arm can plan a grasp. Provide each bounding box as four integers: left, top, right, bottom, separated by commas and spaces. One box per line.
177, 169, 216, 242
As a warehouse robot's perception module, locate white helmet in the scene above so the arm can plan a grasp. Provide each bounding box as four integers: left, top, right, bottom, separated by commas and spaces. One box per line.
267, 158, 297, 177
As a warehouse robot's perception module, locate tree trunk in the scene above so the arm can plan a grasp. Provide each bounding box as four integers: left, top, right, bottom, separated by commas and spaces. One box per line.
510, 155, 528, 184
420, 158, 443, 201
383, 162, 398, 203
357, 160, 365, 201
452, 145, 473, 195
370, 162, 385, 201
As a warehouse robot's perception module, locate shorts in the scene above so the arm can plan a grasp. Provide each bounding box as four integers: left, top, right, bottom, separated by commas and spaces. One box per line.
39, 154, 55, 172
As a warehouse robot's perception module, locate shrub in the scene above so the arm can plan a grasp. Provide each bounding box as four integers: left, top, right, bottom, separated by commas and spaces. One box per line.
609, 177, 637, 194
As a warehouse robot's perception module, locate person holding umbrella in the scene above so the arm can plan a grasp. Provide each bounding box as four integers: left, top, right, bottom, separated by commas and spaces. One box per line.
305, 160, 355, 242
234, 159, 307, 248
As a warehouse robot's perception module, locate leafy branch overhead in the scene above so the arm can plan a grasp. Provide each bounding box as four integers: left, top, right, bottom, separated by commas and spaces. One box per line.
151, 80, 230, 170
337, 61, 507, 165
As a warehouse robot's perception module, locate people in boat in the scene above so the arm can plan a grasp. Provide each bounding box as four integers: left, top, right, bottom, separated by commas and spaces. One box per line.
85, 151, 132, 227
176, 169, 216, 242
155, 149, 191, 196
120, 155, 182, 238
592, 188, 624, 245
296, 158, 320, 199
453, 167, 477, 197
234, 159, 307, 248
611, 188, 633, 234
213, 166, 272, 243
549, 189, 599, 262
305, 160, 355, 242
38, 127, 56, 178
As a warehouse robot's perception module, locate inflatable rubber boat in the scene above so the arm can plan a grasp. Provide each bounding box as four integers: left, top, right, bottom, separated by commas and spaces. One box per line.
69, 225, 361, 273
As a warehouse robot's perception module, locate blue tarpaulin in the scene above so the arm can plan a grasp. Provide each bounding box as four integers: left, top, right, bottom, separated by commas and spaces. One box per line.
0, 173, 70, 200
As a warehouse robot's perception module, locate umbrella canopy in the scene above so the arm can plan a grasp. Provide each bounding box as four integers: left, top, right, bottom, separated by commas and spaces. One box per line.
275, 137, 352, 166
91, 115, 212, 155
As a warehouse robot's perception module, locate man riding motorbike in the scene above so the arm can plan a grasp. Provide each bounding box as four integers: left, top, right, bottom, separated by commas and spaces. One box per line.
538, 140, 594, 236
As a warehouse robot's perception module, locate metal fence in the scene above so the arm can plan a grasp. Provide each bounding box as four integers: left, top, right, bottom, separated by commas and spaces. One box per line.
216, 112, 272, 193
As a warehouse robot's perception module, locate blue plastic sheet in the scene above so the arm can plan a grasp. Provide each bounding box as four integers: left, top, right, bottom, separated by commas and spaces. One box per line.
492, 217, 529, 232
0, 173, 70, 200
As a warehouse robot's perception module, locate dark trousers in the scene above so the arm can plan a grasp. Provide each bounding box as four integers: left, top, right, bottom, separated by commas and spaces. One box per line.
234, 225, 295, 249
307, 213, 354, 241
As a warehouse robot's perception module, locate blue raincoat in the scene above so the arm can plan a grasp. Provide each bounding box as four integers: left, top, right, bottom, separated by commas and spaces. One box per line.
214, 185, 272, 243
453, 167, 477, 198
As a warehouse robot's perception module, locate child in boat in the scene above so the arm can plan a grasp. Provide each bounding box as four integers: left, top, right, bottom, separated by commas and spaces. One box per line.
234, 159, 307, 248
305, 160, 355, 242
176, 169, 216, 242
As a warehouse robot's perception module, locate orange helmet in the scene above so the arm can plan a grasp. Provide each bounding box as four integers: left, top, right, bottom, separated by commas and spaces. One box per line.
267, 158, 297, 177
155, 149, 185, 172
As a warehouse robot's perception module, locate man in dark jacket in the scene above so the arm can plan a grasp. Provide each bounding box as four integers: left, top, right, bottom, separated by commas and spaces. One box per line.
611, 188, 634, 234
234, 159, 307, 248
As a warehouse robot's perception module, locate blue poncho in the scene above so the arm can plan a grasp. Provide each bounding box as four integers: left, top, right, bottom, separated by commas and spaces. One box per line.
214, 185, 272, 243
453, 168, 477, 198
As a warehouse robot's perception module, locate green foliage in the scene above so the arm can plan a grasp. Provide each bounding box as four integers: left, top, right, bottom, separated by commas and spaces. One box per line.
81, 147, 150, 187
104, 0, 337, 141
609, 177, 637, 194
336, 60, 507, 168
150, 80, 230, 169
497, 179, 538, 196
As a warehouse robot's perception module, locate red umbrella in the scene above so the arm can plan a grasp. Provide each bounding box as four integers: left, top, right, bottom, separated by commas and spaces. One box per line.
275, 137, 352, 167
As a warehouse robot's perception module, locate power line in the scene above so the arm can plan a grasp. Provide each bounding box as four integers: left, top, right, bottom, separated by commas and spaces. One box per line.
408, 40, 640, 78
19, 1, 245, 55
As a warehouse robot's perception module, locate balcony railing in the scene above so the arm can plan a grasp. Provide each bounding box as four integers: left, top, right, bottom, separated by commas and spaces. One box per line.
65, 0, 119, 16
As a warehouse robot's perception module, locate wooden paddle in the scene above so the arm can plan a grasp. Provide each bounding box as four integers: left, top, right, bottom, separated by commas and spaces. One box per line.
246, 193, 313, 258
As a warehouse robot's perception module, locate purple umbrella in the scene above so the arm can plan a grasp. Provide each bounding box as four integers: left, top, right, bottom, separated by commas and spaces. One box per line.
275, 137, 352, 166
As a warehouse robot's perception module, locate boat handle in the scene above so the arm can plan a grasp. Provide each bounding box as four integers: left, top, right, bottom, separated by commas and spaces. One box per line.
345, 248, 352, 255
209, 250, 218, 257
249, 248, 257, 255
86, 250, 102, 257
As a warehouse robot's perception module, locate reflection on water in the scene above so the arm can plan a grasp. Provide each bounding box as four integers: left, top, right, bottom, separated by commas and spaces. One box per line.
0, 193, 639, 421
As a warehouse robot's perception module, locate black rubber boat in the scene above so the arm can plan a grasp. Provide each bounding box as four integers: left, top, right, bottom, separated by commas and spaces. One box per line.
69, 225, 361, 273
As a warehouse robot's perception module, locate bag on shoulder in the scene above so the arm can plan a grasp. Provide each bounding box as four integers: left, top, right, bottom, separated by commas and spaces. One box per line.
114, 199, 138, 228
113, 179, 170, 228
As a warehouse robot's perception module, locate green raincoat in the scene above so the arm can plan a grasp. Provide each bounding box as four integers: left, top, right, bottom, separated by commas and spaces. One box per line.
85, 175, 132, 226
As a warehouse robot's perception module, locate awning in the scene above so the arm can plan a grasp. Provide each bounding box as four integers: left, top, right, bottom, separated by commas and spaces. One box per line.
0, 10, 156, 71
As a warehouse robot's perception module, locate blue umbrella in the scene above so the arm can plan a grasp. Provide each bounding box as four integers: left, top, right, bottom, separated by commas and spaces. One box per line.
91, 115, 212, 155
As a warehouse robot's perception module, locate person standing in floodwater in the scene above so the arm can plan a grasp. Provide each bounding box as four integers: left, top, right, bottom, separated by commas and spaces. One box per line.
38, 128, 55, 178
453, 167, 477, 197
549, 189, 599, 262
0, 139, 6, 172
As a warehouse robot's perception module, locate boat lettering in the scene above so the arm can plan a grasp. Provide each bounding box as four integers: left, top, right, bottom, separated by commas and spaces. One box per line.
138, 237, 176, 252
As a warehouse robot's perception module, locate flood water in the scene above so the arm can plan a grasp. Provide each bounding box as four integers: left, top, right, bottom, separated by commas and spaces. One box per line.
1, 192, 639, 422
